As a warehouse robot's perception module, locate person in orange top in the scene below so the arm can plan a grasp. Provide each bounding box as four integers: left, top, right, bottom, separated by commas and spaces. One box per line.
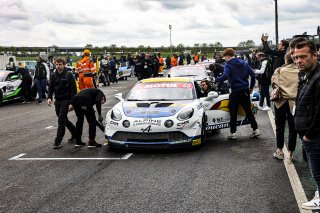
158, 53, 164, 75
171, 54, 178, 67
78, 49, 96, 90
193, 52, 199, 64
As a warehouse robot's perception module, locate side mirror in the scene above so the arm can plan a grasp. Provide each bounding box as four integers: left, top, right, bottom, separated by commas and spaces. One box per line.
115, 93, 123, 101
207, 91, 219, 98
10, 75, 20, 81
201, 91, 219, 101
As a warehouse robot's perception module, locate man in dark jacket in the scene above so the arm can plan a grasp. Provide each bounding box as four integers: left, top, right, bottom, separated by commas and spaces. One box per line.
255, 52, 272, 111
135, 53, 150, 80
47, 58, 77, 149
71, 88, 105, 148
13, 63, 32, 103
261, 34, 289, 71
34, 56, 48, 104
216, 48, 259, 139
293, 41, 320, 211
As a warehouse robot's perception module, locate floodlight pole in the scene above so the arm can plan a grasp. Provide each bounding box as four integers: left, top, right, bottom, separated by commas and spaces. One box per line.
169, 24, 172, 53
275, 0, 279, 45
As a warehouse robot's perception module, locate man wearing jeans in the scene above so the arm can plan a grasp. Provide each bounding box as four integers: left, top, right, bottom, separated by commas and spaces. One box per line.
294, 40, 320, 210
47, 58, 77, 149
216, 48, 260, 139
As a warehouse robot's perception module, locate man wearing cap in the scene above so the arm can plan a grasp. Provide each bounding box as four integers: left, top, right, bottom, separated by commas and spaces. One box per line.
78, 49, 96, 90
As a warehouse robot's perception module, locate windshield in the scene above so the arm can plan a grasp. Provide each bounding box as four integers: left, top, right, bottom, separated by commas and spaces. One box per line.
126, 82, 195, 101
0, 72, 8, 82
170, 68, 207, 78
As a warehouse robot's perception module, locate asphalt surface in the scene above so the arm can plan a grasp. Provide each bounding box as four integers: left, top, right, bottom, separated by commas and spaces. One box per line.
0, 77, 315, 213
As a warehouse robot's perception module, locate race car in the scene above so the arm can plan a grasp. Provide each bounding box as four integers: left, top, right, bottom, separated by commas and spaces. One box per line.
117, 61, 131, 80
105, 77, 259, 150
167, 65, 213, 84
0, 70, 23, 106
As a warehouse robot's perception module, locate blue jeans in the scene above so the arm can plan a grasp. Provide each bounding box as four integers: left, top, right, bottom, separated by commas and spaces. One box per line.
302, 135, 320, 192
35, 79, 47, 100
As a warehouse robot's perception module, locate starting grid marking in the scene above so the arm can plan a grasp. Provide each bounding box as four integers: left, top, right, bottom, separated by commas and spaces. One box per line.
9, 153, 133, 161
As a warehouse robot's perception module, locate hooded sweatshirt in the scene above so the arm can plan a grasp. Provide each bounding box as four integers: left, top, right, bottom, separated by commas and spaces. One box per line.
216, 57, 255, 93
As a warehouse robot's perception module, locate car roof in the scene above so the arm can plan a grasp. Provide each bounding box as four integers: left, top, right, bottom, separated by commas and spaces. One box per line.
141, 77, 192, 83
170, 65, 206, 70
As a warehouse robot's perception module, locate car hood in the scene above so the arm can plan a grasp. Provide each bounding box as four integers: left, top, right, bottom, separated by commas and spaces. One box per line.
122, 100, 194, 118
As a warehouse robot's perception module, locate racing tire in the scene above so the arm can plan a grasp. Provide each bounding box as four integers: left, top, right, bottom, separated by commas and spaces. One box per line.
0, 90, 3, 106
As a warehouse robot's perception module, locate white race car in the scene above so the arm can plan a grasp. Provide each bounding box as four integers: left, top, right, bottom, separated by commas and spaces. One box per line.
105, 77, 259, 150
0, 70, 24, 106
166, 65, 213, 84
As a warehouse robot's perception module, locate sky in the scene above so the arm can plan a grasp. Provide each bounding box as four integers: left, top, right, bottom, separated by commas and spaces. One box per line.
0, 0, 319, 48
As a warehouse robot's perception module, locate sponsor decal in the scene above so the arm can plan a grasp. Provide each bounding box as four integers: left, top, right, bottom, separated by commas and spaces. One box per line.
177, 120, 189, 128
138, 83, 193, 89
206, 119, 250, 130
192, 138, 201, 146
133, 118, 161, 126
212, 117, 224, 123
141, 125, 152, 132
206, 122, 230, 130
197, 102, 203, 110
110, 121, 119, 126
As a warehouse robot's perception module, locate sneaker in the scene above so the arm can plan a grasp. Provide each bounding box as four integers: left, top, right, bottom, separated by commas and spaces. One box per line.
250, 129, 260, 138
53, 143, 62, 149
301, 191, 320, 210
75, 141, 86, 147
228, 132, 237, 140
262, 106, 271, 111
22, 100, 30, 104
36, 100, 42, 104
88, 141, 102, 148
273, 151, 284, 160
258, 105, 263, 110
67, 138, 76, 143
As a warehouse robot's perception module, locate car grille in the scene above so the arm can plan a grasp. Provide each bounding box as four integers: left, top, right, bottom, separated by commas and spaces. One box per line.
111, 131, 189, 142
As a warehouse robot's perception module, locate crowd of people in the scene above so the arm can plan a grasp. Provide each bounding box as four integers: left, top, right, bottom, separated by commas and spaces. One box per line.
5, 38, 320, 210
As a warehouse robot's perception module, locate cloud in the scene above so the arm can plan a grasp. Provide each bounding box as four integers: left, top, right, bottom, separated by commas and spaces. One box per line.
0, 0, 319, 47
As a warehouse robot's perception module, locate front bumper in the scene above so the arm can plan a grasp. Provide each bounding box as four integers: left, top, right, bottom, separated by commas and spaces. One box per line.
106, 131, 202, 149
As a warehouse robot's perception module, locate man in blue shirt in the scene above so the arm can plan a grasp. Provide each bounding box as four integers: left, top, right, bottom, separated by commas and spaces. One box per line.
216, 48, 260, 139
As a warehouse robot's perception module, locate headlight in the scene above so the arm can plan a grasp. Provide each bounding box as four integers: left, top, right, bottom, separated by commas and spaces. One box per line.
177, 108, 194, 121
111, 109, 122, 121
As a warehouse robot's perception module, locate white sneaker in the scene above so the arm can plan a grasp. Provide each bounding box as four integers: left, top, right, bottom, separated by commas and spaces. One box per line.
250, 129, 260, 138
301, 191, 320, 210
228, 132, 237, 140
258, 106, 263, 110
262, 106, 271, 111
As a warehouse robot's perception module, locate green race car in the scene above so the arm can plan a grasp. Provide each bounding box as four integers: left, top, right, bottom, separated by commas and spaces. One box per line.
0, 70, 23, 106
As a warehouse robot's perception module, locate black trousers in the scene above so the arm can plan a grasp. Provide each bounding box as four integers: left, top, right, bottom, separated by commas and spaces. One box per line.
54, 100, 76, 143
74, 105, 96, 142
229, 90, 258, 133
22, 78, 32, 101
274, 101, 297, 151
111, 67, 118, 83
259, 84, 271, 107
